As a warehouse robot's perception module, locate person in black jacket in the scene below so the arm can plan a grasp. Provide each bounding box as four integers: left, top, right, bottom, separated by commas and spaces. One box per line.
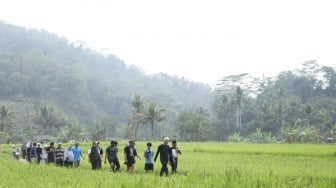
96, 141, 103, 169
88, 141, 100, 170
154, 137, 172, 176
124, 140, 141, 173
36, 143, 43, 164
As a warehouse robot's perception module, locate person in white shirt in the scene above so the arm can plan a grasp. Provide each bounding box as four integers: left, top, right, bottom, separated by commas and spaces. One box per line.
12, 144, 20, 160
64, 146, 74, 168
41, 145, 48, 164
170, 140, 182, 174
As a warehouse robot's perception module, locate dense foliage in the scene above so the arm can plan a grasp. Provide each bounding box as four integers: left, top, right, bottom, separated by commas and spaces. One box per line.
212, 62, 336, 142
0, 21, 336, 143
0, 21, 212, 141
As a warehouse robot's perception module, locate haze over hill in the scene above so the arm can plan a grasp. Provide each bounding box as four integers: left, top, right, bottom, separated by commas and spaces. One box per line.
0, 0, 335, 86
0, 21, 213, 133
1, 12, 336, 143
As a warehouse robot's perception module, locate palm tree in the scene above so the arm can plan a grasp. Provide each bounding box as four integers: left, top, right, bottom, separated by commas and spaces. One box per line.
64, 122, 85, 141
271, 88, 289, 131
233, 86, 244, 130
89, 124, 106, 141
130, 94, 146, 139
214, 94, 229, 119
192, 112, 211, 141
258, 103, 272, 129
33, 106, 66, 136
145, 103, 166, 139
0, 106, 16, 132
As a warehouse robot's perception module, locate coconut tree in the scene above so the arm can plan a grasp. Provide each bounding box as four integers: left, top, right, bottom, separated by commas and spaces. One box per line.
33, 105, 67, 136
233, 86, 244, 130
129, 94, 146, 139
89, 124, 106, 141
304, 104, 314, 127
0, 106, 16, 132
144, 103, 166, 139
332, 124, 336, 143
63, 122, 85, 141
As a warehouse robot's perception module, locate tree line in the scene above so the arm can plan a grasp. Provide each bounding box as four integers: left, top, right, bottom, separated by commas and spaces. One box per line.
0, 21, 211, 142
210, 61, 336, 143
0, 21, 336, 143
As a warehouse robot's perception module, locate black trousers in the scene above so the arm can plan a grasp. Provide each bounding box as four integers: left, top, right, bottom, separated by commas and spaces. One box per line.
160, 158, 169, 176
65, 160, 74, 168
91, 159, 100, 170
98, 158, 102, 169
56, 159, 64, 166
114, 158, 120, 171
171, 157, 178, 173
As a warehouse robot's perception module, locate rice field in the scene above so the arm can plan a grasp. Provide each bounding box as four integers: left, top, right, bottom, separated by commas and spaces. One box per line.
0, 142, 335, 188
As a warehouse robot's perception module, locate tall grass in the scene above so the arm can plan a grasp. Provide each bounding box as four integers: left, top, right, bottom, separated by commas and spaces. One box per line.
0, 142, 335, 188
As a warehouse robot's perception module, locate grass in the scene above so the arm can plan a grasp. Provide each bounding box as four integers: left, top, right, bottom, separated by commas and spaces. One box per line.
192, 143, 336, 157
0, 142, 335, 188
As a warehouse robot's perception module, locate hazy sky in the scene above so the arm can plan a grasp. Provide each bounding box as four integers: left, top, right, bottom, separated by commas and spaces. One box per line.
0, 0, 335, 86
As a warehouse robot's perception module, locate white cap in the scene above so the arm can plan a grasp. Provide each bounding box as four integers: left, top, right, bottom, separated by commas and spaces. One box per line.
58, 142, 62, 144
163, 137, 169, 141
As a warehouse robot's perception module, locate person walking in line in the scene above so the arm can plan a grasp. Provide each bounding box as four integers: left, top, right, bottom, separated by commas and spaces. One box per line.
105, 141, 119, 172
26, 143, 32, 163
21, 143, 27, 160
96, 141, 103, 169
88, 141, 100, 170
113, 141, 121, 171
36, 143, 43, 164
46, 142, 56, 164
64, 145, 74, 168
124, 140, 141, 173
12, 144, 20, 160
144, 142, 154, 173
72, 142, 85, 168
170, 140, 182, 174
42, 145, 48, 164
55, 142, 64, 167
30, 143, 37, 164
154, 137, 172, 176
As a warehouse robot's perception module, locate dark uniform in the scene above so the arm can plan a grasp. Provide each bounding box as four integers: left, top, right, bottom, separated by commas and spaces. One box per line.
89, 146, 100, 170
154, 144, 171, 176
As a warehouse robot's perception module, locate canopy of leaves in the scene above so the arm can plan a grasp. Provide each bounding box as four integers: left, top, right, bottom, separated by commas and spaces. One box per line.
0, 21, 213, 137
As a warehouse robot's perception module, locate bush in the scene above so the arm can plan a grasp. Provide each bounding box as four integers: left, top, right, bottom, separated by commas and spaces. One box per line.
0, 132, 9, 144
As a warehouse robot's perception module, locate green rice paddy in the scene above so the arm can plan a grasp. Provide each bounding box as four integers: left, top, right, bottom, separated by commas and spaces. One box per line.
0, 142, 335, 188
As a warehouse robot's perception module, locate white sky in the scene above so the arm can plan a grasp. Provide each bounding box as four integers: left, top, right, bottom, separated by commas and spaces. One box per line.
0, 0, 335, 86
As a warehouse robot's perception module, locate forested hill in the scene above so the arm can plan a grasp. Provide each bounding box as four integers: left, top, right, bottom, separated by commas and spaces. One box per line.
3, 21, 336, 143
0, 21, 213, 127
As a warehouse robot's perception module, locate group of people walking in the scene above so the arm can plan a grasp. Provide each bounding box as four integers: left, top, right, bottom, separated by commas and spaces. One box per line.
87, 137, 182, 176
17, 141, 85, 167
13, 137, 182, 176
154, 137, 182, 176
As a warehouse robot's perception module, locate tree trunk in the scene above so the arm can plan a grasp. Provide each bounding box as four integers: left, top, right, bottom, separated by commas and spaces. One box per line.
151, 122, 154, 139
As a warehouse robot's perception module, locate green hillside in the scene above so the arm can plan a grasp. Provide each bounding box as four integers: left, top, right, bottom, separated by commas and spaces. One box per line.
0, 21, 213, 141
1, 21, 336, 143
